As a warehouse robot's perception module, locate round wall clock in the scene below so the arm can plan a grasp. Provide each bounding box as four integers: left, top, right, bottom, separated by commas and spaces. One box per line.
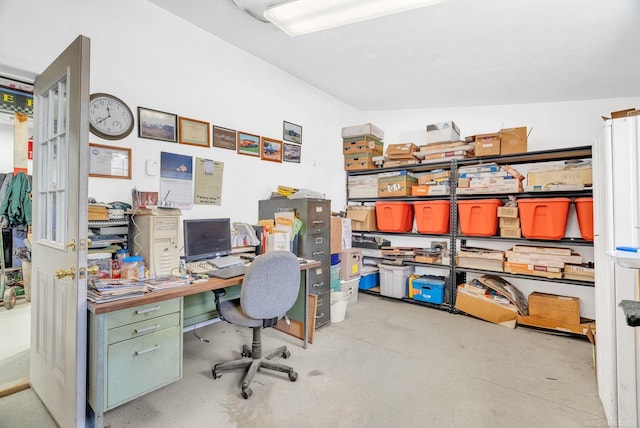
88, 93, 134, 140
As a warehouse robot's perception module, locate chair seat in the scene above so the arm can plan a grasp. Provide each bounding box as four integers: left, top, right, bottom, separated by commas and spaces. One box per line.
218, 299, 264, 328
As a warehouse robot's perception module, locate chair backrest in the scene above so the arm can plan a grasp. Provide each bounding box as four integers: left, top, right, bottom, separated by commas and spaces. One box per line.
240, 250, 300, 320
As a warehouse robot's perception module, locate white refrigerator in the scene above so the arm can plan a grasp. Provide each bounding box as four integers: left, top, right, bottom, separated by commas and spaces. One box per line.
593, 115, 640, 427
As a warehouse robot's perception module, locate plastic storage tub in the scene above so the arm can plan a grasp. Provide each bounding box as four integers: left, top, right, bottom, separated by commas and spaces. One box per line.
457, 199, 502, 236
88, 253, 112, 280
375, 201, 414, 232
330, 263, 341, 291
518, 198, 570, 240
359, 266, 379, 290
414, 200, 450, 234
409, 275, 446, 304
379, 264, 415, 298
575, 197, 594, 241
340, 277, 360, 304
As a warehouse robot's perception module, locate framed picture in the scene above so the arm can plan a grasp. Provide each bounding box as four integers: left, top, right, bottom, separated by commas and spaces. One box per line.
261, 137, 283, 163
212, 125, 237, 150
283, 121, 302, 144
178, 116, 210, 147
138, 107, 178, 142
283, 142, 301, 163
88, 143, 132, 179
237, 131, 260, 157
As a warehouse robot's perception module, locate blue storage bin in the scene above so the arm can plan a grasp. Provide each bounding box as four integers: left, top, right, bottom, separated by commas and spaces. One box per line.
359, 269, 379, 290
410, 276, 445, 304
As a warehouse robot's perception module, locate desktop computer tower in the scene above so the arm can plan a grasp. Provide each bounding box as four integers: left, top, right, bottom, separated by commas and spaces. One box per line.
128, 214, 180, 277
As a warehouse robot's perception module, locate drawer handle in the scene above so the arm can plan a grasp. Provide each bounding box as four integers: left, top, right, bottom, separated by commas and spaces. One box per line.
312, 220, 324, 224
134, 324, 160, 334
316, 312, 324, 319
135, 345, 160, 356
312, 251, 324, 256
312, 282, 324, 288
136, 306, 161, 316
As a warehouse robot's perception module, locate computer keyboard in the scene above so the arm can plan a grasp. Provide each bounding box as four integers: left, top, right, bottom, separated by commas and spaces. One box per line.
210, 255, 244, 268
186, 260, 216, 274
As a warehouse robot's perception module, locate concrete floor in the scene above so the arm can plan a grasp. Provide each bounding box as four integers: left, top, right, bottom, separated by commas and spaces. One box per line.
1, 292, 606, 427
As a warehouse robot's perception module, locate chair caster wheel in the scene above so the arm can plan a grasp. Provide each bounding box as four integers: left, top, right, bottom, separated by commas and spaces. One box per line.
289, 371, 298, 382
241, 387, 253, 399
241, 351, 250, 358
242, 345, 252, 358
282, 350, 291, 359
212, 370, 221, 379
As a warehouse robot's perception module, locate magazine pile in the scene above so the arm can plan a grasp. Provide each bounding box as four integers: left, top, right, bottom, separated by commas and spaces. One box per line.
88, 275, 189, 303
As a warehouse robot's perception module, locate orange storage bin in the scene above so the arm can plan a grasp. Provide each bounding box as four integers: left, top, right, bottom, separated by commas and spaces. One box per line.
375, 201, 414, 232
414, 200, 450, 234
518, 198, 570, 240
575, 197, 594, 241
457, 199, 502, 236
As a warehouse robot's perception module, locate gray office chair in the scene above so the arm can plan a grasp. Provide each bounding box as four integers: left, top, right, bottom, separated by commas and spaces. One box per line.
212, 250, 301, 399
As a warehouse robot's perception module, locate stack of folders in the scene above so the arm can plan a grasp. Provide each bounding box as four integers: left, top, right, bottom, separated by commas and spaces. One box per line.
88, 279, 148, 303
141, 276, 190, 291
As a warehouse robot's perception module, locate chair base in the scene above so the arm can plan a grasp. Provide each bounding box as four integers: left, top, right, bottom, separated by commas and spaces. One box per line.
212, 327, 298, 399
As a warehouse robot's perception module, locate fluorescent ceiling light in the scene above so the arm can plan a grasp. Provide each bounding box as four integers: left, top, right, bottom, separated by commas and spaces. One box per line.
264, 0, 445, 37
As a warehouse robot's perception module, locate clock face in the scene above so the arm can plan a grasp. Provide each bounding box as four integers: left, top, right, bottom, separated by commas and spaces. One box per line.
88, 93, 134, 140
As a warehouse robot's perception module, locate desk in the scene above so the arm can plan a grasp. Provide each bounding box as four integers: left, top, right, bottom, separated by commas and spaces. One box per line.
86, 260, 320, 428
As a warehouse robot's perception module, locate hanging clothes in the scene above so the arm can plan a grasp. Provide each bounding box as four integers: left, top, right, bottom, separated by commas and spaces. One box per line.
0, 171, 31, 228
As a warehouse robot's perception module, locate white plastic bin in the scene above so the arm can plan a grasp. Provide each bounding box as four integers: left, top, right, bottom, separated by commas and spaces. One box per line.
330, 290, 350, 322
379, 264, 414, 299
340, 277, 360, 305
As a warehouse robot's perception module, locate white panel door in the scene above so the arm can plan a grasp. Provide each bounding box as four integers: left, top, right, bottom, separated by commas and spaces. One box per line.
30, 35, 90, 428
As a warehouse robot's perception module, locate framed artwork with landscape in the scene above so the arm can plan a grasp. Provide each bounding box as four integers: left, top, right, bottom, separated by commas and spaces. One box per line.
237, 131, 261, 157
138, 107, 178, 142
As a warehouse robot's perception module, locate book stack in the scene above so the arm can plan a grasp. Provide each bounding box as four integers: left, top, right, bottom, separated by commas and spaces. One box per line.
456, 246, 505, 272
88, 204, 109, 221
141, 275, 190, 291
457, 163, 524, 194
88, 278, 148, 303
504, 245, 583, 279
498, 205, 521, 238
412, 168, 451, 196
414, 140, 475, 165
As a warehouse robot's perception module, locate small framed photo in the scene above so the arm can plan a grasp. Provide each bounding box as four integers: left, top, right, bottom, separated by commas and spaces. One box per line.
261, 137, 283, 163
138, 107, 178, 142
212, 125, 237, 150
283, 121, 302, 144
237, 131, 260, 157
178, 116, 210, 147
283, 142, 301, 163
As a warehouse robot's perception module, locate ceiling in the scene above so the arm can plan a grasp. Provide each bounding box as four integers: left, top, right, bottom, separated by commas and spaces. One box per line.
148, 0, 640, 111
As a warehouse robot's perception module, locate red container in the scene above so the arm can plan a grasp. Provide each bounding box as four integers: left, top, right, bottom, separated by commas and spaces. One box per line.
518, 198, 570, 240
414, 200, 450, 234
575, 197, 594, 241
457, 199, 502, 236
375, 201, 414, 232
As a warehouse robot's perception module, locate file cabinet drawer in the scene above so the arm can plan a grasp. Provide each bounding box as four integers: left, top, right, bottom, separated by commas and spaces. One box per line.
308, 263, 329, 295
315, 291, 331, 328
106, 325, 182, 410
108, 312, 181, 345
107, 299, 181, 329
299, 233, 330, 261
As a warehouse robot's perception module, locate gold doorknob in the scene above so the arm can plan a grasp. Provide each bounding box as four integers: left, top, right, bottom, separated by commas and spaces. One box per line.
87, 265, 99, 276
66, 239, 76, 251
55, 267, 76, 280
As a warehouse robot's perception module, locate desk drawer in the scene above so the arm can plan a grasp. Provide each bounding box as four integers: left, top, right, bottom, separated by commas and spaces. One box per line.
107, 298, 181, 329
315, 291, 330, 328
108, 312, 181, 345
106, 325, 182, 410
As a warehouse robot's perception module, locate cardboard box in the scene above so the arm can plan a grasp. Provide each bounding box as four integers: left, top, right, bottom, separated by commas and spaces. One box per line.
347, 175, 378, 199
527, 166, 593, 188
411, 184, 450, 196
330, 216, 352, 254
500, 227, 522, 238
499, 217, 520, 227
426, 121, 461, 144
377, 171, 418, 197
346, 206, 377, 231
500, 127, 528, 155
455, 287, 517, 328
342, 123, 384, 140
385, 143, 418, 159
497, 206, 518, 218
528, 292, 580, 325
517, 315, 594, 336
474, 133, 501, 157
344, 153, 376, 171
342, 137, 384, 155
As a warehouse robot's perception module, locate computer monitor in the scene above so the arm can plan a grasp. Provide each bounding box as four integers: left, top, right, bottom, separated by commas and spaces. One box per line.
183, 218, 232, 262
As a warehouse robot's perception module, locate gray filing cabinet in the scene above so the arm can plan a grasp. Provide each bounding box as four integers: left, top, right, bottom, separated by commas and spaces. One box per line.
258, 198, 331, 328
